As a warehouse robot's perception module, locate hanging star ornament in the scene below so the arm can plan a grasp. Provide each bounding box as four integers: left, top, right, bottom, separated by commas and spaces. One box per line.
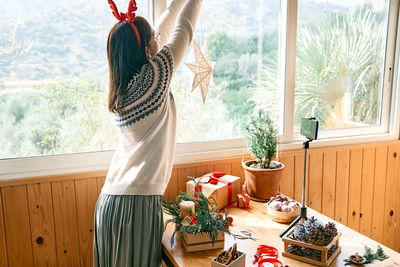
185, 40, 216, 104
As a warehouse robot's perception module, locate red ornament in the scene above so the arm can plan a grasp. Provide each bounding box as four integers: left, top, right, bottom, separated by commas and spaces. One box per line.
189, 215, 197, 225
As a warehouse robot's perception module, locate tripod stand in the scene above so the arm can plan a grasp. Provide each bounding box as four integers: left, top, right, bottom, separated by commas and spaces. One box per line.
279, 138, 313, 237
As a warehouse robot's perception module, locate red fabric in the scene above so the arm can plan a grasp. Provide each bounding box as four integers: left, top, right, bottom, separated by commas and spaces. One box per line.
107, 0, 142, 48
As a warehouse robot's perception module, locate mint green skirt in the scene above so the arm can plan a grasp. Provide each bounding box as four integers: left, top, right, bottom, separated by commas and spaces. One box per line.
93, 194, 164, 267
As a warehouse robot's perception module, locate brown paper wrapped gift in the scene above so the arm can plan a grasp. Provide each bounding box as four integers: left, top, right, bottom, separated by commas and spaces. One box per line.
186, 172, 241, 209
236, 192, 250, 208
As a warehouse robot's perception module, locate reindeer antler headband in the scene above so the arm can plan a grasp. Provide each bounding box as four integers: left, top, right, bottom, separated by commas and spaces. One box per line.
108, 0, 141, 48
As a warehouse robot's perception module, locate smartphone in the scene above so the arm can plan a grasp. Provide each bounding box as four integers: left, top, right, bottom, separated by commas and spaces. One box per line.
300, 117, 319, 140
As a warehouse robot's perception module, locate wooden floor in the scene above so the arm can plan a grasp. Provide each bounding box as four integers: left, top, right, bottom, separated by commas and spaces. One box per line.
0, 140, 399, 266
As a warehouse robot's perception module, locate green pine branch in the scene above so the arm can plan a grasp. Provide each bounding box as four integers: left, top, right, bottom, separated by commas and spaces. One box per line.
162, 177, 231, 247
344, 245, 389, 265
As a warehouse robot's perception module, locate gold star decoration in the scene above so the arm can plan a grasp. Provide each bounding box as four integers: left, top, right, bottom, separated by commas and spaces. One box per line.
185, 40, 215, 104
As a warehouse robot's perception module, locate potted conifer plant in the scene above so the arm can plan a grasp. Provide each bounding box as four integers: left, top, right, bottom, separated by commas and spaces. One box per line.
242, 110, 284, 201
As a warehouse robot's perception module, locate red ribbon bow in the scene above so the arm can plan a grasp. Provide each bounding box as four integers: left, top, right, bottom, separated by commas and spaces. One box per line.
252, 245, 283, 267
107, 0, 141, 48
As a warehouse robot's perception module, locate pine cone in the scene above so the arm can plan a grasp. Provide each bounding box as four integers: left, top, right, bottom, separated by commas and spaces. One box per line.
305, 216, 323, 233
303, 247, 322, 261
324, 222, 338, 243
328, 244, 338, 259
288, 244, 303, 256
293, 223, 308, 242
308, 226, 327, 246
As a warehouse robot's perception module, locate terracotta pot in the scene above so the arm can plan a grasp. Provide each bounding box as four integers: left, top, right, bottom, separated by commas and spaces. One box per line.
242, 160, 284, 202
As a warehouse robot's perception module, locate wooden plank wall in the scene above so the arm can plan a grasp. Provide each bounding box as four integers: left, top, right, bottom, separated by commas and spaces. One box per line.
0, 141, 399, 266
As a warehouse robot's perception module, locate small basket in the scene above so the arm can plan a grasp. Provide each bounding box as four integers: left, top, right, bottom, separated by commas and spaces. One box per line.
282, 229, 342, 267
267, 202, 300, 223
211, 251, 245, 267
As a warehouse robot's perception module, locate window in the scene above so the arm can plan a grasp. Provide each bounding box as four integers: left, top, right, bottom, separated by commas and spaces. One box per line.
0, 0, 147, 159
169, 0, 280, 143
0, 0, 399, 176
293, 0, 394, 140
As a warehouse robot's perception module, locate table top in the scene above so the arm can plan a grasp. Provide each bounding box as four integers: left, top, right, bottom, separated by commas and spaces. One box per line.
162, 201, 400, 266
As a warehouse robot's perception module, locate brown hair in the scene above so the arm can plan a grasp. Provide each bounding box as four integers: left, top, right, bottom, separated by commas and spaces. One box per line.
107, 16, 152, 114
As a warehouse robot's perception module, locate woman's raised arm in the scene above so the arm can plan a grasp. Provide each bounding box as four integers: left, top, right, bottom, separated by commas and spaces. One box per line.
165, 0, 202, 70
154, 0, 186, 48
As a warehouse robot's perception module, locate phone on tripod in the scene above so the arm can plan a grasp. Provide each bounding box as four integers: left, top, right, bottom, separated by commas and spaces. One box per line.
301, 117, 319, 141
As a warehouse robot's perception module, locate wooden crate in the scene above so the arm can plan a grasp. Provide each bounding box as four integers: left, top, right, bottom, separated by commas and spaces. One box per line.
181, 231, 225, 252
211, 251, 246, 267
282, 229, 342, 267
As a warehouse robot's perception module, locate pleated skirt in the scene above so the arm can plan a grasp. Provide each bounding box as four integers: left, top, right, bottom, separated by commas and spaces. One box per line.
93, 193, 164, 267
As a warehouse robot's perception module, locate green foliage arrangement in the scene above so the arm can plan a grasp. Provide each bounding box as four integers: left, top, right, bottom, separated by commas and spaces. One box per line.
162, 177, 231, 247
244, 110, 278, 169
344, 245, 389, 265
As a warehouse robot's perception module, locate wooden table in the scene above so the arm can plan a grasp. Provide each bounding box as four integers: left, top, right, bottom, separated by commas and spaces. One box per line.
162, 201, 400, 266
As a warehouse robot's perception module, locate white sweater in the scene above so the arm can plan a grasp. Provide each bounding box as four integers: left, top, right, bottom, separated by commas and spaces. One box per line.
102, 0, 202, 195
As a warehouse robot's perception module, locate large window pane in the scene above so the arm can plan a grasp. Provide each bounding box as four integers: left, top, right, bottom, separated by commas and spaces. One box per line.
168, 0, 280, 143
294, 1, 389, 132
0, 0, 147, 159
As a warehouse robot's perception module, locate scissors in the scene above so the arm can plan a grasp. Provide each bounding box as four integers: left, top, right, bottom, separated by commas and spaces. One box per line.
232, 230, 256, 240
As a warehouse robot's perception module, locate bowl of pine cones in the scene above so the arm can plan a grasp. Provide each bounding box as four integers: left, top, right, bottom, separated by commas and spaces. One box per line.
281, 216, 342, 266
211, 243, 245, 267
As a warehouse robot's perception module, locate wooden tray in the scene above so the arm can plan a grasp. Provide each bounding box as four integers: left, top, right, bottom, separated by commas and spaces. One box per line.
181, 231, 225, 252
267, 202, 300, 223
282, 228, 342, 267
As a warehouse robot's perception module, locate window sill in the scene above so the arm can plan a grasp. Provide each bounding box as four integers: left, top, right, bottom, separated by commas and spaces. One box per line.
1, 131, 399, 181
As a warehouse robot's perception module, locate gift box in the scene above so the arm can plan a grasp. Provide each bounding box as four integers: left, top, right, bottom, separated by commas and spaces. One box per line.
236, 192, 250, 208
187, 172, 241, 210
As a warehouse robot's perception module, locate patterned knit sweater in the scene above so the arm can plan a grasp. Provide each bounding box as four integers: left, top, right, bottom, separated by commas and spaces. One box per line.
102, 0, 202, 195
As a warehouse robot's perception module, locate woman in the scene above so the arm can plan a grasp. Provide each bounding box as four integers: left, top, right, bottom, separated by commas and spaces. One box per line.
93, 0, 202, 266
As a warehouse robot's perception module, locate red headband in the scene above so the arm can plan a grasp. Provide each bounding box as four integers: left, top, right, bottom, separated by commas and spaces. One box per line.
108, 0, 142, 48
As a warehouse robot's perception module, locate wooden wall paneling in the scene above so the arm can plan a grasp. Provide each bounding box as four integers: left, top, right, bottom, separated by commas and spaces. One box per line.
214, 162, 232, 175
195, 164, 215, 177
394, 151, 400, 252
177, 167, 196, 195
52, 180, 80, 267
96, 177, 106, 196
231, 159, 245, 188
27, 183, 57, 267
75, 178, 98, 267
322, 150, 337, 219
166, 169, 178, 201
347, 148, 363, 232
382, 144, 400, 249
359, 147, 376, 237
334, 149, 350, 225
1, 185, 34, 267
0, 191, 8, 267
371, 145, 388, 243
294, 152, 306, 203
0, 171, 107, 189
163, 181, 169, 201
308, 151, 323, 212
279, 155, 295, 199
